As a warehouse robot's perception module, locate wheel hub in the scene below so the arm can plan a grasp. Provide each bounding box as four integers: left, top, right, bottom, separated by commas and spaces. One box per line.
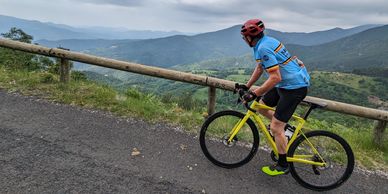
222, 135, 238, 147
312, 155, 331, 174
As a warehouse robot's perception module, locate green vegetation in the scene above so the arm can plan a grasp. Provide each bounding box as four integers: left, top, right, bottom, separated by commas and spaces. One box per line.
352, 67, 388, 78
0, 28, 49, 71
309, 71, 388, 106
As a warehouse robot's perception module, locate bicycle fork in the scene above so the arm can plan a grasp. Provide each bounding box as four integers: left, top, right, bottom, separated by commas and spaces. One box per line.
227, 114, 251, 144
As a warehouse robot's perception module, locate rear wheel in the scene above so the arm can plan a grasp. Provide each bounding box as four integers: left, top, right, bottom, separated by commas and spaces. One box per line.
288, 130, 354, 191
199, 110, 259, 168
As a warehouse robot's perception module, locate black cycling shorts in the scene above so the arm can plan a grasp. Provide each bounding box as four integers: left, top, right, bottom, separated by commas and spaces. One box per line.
262, 87, 308, 123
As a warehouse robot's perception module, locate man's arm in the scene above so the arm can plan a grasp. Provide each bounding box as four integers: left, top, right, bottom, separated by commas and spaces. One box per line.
246, 64, 264, 88
252, 66, 281, 96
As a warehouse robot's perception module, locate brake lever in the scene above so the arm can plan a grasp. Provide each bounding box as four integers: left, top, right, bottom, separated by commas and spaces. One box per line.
235, 90, 258, 113
234, 83, 241, 94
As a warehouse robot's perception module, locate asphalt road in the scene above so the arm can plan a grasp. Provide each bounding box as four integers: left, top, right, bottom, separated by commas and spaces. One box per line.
0, 90, 387, 193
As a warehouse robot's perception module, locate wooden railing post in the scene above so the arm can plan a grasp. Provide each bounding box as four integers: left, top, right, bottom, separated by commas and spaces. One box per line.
374, 120, 387, 147
373, 107, 387, 147
58, 47, 70, 83
208, 87, 216, 116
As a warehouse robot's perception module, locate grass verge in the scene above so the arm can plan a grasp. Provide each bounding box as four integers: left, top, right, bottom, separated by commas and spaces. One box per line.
0, 66, 204, 132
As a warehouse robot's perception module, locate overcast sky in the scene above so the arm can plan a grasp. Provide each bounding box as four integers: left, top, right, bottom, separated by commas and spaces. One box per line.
1, 0, 388, 33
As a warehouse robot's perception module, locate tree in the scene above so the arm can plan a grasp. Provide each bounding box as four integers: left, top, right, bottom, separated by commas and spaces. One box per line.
0, 28, 36, 69
1, 27, 33, 43
0, 27, 56, 71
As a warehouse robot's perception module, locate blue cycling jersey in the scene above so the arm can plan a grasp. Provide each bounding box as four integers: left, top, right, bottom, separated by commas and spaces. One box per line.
253, 35, 310, 89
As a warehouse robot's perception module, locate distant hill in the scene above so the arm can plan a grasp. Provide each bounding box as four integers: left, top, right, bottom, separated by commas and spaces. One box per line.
266, 25, 380, 46
0, 15, 192, 40
288, 25, 388, 71
88, 26, 249, 67
4, 14, 383, 71
0, 15, 93, 40
174, 25, 388, 72
84, 24, 379, 68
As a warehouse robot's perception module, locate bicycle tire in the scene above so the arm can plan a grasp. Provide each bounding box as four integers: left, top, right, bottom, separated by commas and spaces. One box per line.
288, 130, 354, 191
199, 110, 259, 168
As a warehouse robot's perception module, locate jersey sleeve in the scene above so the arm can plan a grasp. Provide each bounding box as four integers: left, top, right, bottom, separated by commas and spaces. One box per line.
258, 47, 279, 72
253, 49, 261, 64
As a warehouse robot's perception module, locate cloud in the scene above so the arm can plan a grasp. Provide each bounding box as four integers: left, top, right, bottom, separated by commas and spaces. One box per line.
173, 0, 388, 16
0, 0, 387, 32
168, 0, 388, 31
75, 0, 145, 7
173, 0, 249, 17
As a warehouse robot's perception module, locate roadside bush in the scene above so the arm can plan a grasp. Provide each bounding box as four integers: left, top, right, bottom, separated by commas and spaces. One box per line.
125, 88, 142, 99
71, 71, 88, 81
39, 72, 56, 83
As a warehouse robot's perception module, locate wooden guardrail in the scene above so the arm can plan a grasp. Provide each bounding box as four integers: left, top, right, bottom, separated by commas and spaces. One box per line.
0, 38, 387, 146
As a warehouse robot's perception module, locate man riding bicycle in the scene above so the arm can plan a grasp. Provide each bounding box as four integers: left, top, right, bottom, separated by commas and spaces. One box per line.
237, 19, 310, 176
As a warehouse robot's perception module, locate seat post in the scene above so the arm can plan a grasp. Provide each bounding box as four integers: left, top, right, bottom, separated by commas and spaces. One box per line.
303, 103, 318, 120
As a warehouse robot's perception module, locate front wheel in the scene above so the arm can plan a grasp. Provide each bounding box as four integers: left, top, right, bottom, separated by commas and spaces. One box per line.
288, 130, 354, 191
199, 110, 259, 168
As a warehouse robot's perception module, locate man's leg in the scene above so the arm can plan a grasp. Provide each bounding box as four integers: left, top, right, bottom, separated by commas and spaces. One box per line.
270, 117, 287, 155
262, 87, 308, 176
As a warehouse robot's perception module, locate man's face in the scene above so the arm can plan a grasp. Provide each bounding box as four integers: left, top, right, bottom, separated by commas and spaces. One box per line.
242, 35, 254, 47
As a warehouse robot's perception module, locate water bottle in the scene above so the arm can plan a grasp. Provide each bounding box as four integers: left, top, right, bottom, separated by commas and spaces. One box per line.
284, 124, 296, 141
268, 124, 295, 141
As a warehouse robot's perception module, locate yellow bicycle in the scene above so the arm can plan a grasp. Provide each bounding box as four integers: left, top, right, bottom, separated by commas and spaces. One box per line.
199, 89, 354, 191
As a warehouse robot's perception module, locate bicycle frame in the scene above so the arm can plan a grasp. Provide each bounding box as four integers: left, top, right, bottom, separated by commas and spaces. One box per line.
227, 100, 326, 167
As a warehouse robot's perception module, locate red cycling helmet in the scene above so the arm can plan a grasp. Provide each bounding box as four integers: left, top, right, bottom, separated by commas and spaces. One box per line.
241, 19, 265, 47
241, 19, 265, 36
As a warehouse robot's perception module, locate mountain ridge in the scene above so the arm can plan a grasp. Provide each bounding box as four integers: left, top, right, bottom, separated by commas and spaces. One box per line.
3, 14, 385, 72
80, 24, 381, 68
0, 15, 193, 40
287, 24, 388, 71
173, 25, 388, 72
265, 24, 380, 46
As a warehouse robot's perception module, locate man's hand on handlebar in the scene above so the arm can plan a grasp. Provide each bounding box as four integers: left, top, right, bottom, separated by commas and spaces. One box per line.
234, 83, 249, 93
242, 91, 257, 103
234, 83, 264, 112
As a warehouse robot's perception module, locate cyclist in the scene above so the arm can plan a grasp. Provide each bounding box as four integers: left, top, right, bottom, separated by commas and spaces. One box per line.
237, 19, 310, 176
